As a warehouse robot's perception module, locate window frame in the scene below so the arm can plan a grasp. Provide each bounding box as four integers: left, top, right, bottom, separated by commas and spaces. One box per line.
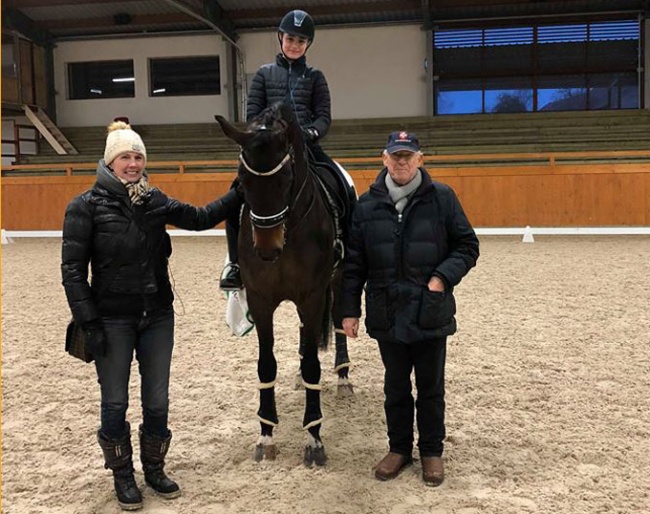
67, 59, 135, 100
148, 55, 221, 98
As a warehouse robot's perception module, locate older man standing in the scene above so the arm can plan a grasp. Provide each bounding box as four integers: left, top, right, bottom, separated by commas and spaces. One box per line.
341, 131, 479, 486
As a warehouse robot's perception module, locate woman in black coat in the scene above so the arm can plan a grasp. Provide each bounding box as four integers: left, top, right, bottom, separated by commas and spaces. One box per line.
61, 121, 238, 510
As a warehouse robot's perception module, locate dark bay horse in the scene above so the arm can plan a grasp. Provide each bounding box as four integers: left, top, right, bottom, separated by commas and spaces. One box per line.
215, 102, 352, 466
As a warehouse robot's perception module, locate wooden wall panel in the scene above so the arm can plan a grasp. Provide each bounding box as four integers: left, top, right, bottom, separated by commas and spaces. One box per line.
1, 174, 236, 231
1, 76, 20, 104
18, 39, 34, 105
1, 166, 648, 230
646, 174, 650, 225
32, 45, 48, 109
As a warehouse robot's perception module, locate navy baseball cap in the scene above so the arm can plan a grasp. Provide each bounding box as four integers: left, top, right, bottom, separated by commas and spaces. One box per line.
385, 131, 420, 153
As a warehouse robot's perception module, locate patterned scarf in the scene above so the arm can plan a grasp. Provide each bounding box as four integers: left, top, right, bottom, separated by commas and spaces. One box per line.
385, 169, 422, 213
118, 175, 151, 205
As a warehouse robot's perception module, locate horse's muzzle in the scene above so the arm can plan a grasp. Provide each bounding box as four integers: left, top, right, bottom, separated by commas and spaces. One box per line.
252, 225, 285, 262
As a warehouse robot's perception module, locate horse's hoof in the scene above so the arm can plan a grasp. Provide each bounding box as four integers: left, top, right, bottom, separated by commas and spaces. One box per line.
253, 443, 277, 462
336, 377, 354, 397
303, 445, 327, 467
337, 383, 354, 397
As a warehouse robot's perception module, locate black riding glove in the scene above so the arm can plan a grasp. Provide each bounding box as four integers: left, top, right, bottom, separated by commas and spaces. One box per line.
82, 320, 107, 358
302, 127, 319, 143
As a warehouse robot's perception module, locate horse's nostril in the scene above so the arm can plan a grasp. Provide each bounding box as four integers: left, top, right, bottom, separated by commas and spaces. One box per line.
255, 247, 283, 262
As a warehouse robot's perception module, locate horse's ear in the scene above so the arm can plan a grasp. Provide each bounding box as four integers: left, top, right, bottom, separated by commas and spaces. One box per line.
214, 115, 253, 146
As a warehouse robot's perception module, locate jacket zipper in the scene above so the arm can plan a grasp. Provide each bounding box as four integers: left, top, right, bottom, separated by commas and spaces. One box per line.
396, 211, 403, 280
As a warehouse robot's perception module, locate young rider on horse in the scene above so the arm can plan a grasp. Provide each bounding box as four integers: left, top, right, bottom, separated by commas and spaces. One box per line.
220, 9, 339, 290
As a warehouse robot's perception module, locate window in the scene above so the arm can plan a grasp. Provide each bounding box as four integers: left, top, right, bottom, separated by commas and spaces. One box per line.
485, 77, 533, 113
149, 56, 220, 97
68, 60, 135, 99
433, 19, 640, 114
436, 78, 483, 115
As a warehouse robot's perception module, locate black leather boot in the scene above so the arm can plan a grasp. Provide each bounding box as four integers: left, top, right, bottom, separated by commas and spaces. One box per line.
219, 264, 243, 290
139, 426, 181, 499
97, 424, 143, 511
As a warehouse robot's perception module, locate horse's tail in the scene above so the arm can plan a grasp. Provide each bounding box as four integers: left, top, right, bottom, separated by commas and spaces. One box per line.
319, 285, 333, 351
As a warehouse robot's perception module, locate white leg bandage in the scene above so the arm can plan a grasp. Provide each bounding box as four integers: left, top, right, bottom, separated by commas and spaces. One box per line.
257, 416, 279, 427
258, 380, 276, 390
301, 380, 322, 391
303, 417, 324, 430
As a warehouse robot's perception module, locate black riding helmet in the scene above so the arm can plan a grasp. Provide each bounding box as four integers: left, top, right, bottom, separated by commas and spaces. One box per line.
278, 10, 315, 48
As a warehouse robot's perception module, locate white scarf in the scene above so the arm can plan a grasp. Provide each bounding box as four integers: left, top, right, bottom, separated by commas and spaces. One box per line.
385, 170, 422, 213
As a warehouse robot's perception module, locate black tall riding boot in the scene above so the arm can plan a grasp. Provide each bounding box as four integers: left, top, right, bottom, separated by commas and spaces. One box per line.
139, 425, 181, 499
97, 423, 143, 511
220, 211, 243, 290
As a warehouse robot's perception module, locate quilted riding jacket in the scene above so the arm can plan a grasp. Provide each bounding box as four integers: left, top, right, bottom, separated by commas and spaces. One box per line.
62, 160, 239, 325
246, 53, 331, 140
341, 168, 480, 344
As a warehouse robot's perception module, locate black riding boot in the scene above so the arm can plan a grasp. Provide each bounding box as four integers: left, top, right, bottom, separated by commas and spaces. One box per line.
139, 426, 181, 499
97, 424, 143, 511
220, 210, 243, 290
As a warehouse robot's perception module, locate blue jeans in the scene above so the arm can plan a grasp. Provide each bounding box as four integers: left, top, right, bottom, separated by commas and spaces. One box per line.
95, 307, 175, 439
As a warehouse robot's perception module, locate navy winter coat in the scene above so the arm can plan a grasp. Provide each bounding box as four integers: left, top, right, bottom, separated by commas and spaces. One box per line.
341, 168, 479, 344
246, 53, 331, 139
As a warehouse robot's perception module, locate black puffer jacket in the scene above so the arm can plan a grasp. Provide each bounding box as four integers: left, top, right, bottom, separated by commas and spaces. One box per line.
61, 160, 239, 325
246, 53, 331, 139
341, 169, 479, 344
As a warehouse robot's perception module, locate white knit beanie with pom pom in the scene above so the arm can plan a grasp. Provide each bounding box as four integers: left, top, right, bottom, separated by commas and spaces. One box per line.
104, 121, 147, 165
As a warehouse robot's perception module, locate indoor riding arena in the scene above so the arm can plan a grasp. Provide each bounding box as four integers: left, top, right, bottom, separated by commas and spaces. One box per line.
2, 1, 650, 514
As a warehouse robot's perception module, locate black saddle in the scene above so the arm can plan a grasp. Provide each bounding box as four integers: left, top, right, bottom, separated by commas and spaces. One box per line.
309, 160, 350, 221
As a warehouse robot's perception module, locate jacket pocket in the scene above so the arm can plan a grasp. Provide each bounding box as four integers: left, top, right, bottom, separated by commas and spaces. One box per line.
365, 288, 391, 331
418, 289, 456, 329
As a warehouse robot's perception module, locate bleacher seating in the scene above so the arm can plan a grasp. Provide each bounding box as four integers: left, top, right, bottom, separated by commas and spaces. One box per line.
21, 109, 650, 168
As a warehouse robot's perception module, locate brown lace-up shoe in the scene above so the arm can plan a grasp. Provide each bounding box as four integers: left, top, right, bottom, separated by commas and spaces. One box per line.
422, 456, 444, 487
374, 452, 413, 481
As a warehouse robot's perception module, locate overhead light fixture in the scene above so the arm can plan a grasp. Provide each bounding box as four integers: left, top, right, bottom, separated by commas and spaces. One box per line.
90, 88, 102, 94
112, 77, 135, 82
152, 88, 166, 94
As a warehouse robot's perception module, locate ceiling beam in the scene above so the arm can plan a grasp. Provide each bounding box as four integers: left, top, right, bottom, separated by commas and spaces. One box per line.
431, 0, 604, 6
422, 0, 433, 30
201, 0, 238, 41
3, 0, 143, 7
161, 0, 238, 43
1, 7, 53, 45
429, 0, 645, 10
231, 1, 420, 20
35, 13, 199, 31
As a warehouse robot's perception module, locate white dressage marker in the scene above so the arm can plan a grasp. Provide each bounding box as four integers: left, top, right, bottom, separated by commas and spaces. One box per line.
522, 225, 535, 243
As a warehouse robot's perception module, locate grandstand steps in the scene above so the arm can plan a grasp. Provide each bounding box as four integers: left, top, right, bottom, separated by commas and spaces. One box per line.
19, 109, 650, 167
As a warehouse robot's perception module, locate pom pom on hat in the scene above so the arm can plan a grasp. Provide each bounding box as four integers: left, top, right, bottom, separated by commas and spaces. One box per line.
104, 121, 147, 165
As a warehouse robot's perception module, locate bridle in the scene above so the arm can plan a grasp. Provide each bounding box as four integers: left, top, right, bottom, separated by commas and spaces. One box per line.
239, 151, 290, 177
239, 124, 311, 230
